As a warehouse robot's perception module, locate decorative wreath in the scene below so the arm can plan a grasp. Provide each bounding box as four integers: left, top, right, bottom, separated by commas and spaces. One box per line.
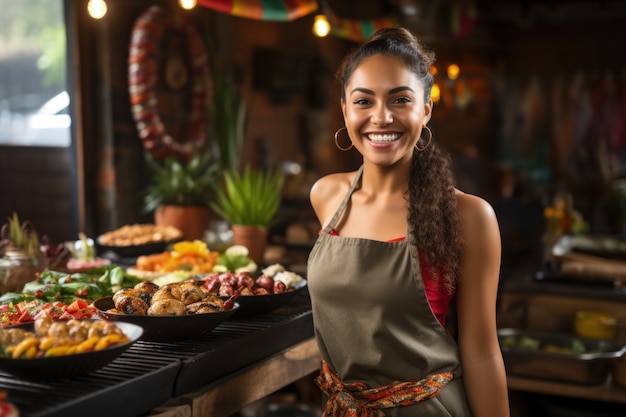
128, 5, 211, 161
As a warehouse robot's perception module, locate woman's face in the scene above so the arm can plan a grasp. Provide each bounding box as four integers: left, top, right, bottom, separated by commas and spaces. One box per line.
341, 54, 432, 167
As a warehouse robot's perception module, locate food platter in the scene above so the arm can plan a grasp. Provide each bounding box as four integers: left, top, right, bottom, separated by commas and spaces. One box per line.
93, 297, 239, 341
498, 328, 626, 384
95, 223, 184, 258
0, 321, 143, 380
229, 279, 308, 317
552, 234, 626, 260
96, 235, 181, 258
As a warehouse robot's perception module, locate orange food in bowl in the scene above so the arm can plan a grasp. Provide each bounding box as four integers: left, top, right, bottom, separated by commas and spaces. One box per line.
574, 310, 617, 340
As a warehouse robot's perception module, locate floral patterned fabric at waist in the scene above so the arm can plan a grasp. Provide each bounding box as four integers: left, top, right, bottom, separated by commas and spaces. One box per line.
314, 360, 453, 417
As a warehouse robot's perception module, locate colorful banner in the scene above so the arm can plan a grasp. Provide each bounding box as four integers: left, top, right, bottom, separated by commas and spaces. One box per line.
197, 0, 399, 42
197, 0, 319, 21
328, 12, 399, 43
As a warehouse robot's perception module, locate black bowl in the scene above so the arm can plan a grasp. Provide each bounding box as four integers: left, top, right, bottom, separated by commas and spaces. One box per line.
0, 320, 142, 380
96, 235, 181, 258
93, 297, 239, 341
230, 279, 307, 317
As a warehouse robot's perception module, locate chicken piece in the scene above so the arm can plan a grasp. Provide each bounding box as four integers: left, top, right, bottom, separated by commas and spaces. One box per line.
147, 299, 186, 316
151, 283, 182, 302
104, 322, 125, 336
87, 320, 109, 338
66, 319, 89, 341
178, 282, 204, 305
115, 295, 149, 315
186, 298, 224, 314
112, 287, 140, 304
48, 321, 69, 339
0, 328, 32, 346
34, 313, 54, 337
133, 281, 160, 304
87, 320, 123, 337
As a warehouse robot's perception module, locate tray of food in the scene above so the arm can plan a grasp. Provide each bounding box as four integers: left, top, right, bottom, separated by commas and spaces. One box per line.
0, 316, 142, 380
96, 223, 183, 258
549, 235, 626, 285
94, 280, 239, 341
553, 234, 626, 260
498, 328, 626, 384
195, 265, 308, 317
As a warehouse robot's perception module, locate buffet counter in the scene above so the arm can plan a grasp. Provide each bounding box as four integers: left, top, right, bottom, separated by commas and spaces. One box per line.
0, 291, 319, 417
498, 272, 626, 404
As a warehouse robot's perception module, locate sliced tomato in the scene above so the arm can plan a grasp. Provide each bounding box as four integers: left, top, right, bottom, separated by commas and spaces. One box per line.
57, 311, 74, 320
66, 299, 88, 313
16, 309, 32, 323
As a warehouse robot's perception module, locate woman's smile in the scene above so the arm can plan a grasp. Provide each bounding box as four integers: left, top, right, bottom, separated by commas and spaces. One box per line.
366, 132, 403, 144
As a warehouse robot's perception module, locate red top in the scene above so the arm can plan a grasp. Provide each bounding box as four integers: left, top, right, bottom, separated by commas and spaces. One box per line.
327, 229, 453, 326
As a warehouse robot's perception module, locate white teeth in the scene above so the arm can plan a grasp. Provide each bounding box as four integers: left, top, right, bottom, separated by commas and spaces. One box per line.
367, 133, 400, 143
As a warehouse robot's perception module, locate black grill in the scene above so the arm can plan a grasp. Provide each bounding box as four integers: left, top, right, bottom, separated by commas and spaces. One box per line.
0, 292, 313, 417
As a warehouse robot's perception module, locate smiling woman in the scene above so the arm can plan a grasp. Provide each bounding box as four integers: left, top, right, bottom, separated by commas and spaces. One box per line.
0, 0, 70, 147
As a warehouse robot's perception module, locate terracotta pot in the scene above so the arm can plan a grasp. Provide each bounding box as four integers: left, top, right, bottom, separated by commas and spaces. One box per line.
155, 205, 210, 241
231, 225, 268, 265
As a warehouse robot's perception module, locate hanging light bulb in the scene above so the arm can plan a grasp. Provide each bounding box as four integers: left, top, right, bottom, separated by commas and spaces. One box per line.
313, 14, 331, 37
447, 63, 460, 80
179, 0, 197, 10
87, 0, 107, 19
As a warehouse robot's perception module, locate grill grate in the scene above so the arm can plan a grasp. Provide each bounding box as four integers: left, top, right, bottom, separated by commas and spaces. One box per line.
0, 292, 313, 417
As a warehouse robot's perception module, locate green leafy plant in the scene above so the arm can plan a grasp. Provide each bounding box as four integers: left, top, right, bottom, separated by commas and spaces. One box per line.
143, 152, 220, 213
210, 165, 284, 227
210, 70, 247, 174
0, 212, 41, 257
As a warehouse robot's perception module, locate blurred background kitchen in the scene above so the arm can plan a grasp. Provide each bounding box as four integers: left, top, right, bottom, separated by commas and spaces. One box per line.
1, 1, 626, 415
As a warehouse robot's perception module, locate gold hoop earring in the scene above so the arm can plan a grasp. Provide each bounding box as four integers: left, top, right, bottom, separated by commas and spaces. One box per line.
334, 127, 353, 151
415, 125, 432, 152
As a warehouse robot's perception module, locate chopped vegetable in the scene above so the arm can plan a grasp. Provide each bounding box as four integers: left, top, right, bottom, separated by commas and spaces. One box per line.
0, 265, 141, 327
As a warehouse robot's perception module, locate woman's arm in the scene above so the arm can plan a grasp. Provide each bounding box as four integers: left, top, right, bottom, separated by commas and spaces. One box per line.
455, 192, 510, 417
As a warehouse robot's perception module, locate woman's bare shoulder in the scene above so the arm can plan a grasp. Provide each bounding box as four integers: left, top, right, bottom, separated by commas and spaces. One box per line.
311, 172, 354, 194
455, 190, 499, 241
310, 171, 356, 223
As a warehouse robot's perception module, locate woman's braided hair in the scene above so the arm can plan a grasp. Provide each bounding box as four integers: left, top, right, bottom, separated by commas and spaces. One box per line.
336, 27, 464, 292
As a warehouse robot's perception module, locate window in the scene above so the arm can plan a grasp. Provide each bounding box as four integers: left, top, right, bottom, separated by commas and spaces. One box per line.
0, 0, 70, 146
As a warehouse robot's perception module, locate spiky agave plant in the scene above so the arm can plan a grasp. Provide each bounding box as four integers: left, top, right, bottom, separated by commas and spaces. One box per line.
210, 165, 284, 227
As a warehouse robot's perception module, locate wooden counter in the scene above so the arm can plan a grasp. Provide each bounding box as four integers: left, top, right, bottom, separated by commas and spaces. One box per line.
507, 374, 626, 404
178, 337, 320, 417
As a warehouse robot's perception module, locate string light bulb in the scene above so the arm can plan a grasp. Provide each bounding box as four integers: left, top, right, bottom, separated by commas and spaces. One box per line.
431, 83, 441, 103
313, 14, 331, 37
447, 63, 460, 80
179, 0, 197, 9
87, 0, 107, 19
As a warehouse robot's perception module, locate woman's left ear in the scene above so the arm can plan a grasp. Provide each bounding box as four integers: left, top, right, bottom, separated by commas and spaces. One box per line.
423, 99, 433, 124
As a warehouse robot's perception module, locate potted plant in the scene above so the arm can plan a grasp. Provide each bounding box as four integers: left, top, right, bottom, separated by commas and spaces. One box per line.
0, 212, 48, 294
143, 151, 220, 241
210, 165, 284, 264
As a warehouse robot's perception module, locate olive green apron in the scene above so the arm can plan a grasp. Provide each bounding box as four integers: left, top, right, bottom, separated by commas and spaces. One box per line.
307, 165, 472, 416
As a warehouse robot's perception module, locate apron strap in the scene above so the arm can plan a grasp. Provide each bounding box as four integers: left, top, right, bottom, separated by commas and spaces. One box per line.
321, 165, 364, 235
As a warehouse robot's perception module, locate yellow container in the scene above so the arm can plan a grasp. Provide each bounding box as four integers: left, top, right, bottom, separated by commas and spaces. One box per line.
574, 311, 617, 340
